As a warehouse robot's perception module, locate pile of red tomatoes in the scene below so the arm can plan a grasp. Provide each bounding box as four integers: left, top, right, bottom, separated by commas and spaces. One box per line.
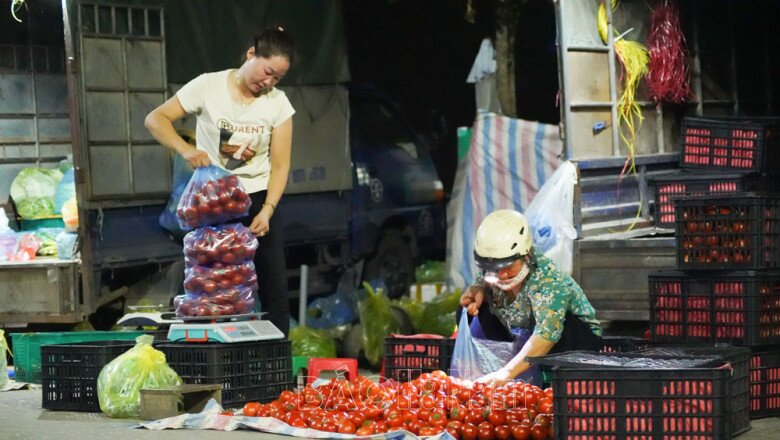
240, 371, 555, 439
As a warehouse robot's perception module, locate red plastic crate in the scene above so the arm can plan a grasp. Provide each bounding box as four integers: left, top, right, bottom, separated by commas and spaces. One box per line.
649, 270, 780, 346
675, 193, 780, 270
650, 172, 760, 229
680, 116, 780, 174
383, 335, 454, 382
750, 348, 780, 419
552, 363, 732, 439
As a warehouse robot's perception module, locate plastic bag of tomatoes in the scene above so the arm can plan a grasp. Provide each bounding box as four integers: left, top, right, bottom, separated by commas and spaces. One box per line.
174, 285, 256, 317
176, 165, 251, 230
183, 261, 258, 295
183, 223, 258, 266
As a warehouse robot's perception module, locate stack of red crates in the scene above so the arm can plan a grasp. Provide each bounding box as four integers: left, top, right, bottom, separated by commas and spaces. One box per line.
648, 116, 780, 422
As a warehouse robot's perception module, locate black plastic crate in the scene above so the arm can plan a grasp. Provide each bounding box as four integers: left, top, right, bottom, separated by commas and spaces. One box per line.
675, 193, 780, 270
600, 336, 652, 353
41, 340, 135, 411
156, 339, 292, 407
636, 346, 751, 436
552, 366, 733, 440
750, 348, 780, 419
680, 116, 780, 175
650, 172, 763, 229
529, 351, 724, 370
649, 270, 780, 346
383, 336, 455, 382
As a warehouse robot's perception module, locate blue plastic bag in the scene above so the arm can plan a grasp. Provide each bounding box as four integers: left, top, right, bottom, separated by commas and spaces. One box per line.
159, 154, 194, 238
449, 312, 541, 385
54, 168, 76, 214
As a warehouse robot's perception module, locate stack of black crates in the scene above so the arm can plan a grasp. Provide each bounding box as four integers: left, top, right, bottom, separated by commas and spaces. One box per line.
646, 116, 780, 434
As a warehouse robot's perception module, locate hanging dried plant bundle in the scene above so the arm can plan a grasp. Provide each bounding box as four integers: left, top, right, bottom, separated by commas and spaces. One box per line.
646, 0, 692, 104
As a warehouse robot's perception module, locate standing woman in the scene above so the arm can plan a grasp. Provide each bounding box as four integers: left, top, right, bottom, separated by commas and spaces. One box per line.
145, 28, 295, 336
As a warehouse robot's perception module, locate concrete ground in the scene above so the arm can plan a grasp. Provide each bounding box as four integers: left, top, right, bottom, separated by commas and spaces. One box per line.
1, 386, 779, 439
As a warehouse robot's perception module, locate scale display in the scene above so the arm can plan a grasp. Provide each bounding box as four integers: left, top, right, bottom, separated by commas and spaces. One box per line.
167, 318, 283, 343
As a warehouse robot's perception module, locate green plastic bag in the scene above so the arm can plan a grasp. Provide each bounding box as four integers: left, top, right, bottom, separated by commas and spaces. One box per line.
415, 260, 447, 283
97, 335, 182, 418
418, 289, 461, 336
358, 281, 400, 366
290, 325, 337, 358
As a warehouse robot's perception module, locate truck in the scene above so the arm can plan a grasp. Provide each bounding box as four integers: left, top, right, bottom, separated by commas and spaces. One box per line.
0, 0, 445, 326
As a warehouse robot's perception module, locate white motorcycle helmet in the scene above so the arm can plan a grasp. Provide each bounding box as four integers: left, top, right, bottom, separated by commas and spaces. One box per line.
473, 209, 532, 272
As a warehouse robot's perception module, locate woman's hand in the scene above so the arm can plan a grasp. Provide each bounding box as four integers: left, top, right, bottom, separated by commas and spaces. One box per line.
182, 148, 211, 168
249, 205, 272, 237
460, 285, 484, 316
475, 368, 513, 387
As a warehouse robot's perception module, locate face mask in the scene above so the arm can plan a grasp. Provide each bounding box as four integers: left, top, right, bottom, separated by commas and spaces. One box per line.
492, 263, 531, 291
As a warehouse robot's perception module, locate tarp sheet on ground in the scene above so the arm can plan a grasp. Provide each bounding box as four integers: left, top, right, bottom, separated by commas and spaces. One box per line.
139, 399, 455, 439
446, 112, 564, 289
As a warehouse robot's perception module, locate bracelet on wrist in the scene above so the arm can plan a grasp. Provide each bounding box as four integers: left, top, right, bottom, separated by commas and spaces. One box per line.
262, 202, 276, 212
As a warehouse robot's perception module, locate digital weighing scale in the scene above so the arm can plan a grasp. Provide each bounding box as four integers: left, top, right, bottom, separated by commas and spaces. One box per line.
166, 313, 284, 343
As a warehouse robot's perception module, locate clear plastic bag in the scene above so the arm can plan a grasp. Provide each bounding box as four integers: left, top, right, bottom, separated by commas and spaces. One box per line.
97, 335, 182, 418
182, 223, 257, 267
183, 261, 258, 295
159, 154, 195, 238
449, 312, 542, 384
0, 208, 17, 261
173, 284, 256, 317
524, 161, 578, 274
10, 167, 63, 219
12, 234, 41, 261
176, 165, 251, 230
55, 231, 78, 260
61, 197, 79, 232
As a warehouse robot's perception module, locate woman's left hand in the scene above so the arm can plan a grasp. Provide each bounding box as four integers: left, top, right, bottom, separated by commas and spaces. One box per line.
249, 209, 271, 237
475, 368, 513, 387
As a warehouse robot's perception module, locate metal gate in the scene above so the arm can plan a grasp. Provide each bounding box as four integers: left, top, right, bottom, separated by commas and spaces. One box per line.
69, 0, 170, 205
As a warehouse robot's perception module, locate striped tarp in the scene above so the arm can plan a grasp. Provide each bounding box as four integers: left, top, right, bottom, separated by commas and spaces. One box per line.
447, 112, 564, 289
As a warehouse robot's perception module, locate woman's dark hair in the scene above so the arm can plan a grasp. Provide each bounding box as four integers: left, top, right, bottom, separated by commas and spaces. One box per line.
253, 27, 295, 64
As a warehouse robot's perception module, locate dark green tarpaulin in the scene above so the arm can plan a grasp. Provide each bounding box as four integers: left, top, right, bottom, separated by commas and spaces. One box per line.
163, 0, 349, 85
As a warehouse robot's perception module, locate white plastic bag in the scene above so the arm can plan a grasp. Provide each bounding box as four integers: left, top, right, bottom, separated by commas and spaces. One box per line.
524, 161, 578, 274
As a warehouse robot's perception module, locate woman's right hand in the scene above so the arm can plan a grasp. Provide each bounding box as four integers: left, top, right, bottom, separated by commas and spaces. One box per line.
182, 148, 211, 168
460, 285, 484, 316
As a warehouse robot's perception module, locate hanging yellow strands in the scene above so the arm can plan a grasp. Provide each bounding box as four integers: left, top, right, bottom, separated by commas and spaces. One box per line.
598, 0, 649, 231
598, 0, 649, 175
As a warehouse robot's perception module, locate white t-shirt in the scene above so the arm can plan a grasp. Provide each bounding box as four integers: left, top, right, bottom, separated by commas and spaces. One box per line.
176, 69, 295, 193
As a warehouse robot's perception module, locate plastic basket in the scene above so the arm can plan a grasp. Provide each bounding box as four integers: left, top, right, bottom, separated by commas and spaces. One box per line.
40, 340, 135, 411
680, 116, 780, 174
635, 346, 751, 436
529, 351, 724, 370
553, 366, 732, 440
156, 339, 293, 407
649, 270, 780, 346
749, 348, 780, 419
10, 331, 146, 384
675, 193, 780, 270
650, 172, 761, 229
383, 336, 455, 382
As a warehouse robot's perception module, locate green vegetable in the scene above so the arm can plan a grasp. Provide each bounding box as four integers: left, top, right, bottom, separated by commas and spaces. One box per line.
358, 281, 399, 366
418, 289, 461, 336
289, 325, 337, 358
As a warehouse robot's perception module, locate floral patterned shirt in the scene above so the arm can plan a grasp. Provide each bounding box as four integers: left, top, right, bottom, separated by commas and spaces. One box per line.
476, 248, 602, 342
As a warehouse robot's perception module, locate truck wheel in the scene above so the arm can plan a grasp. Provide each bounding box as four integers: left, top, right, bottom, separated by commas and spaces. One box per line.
363, 231, 414, 299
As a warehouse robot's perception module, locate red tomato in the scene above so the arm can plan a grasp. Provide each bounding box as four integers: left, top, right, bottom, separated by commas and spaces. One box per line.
495, 424, 512, 440
537, 398, 553, 416
488, 409, 507, 426
530, 424, 547, 440
418, 426, 440, 436
428, 409, 448, 428
337, 420, 357, 434
242, 402, 260, 416
511, 424, 530, 440
356, 423, 374, 436
461, 423, 478, 440
478, 423, 494, 440
450, 404, 468, 422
